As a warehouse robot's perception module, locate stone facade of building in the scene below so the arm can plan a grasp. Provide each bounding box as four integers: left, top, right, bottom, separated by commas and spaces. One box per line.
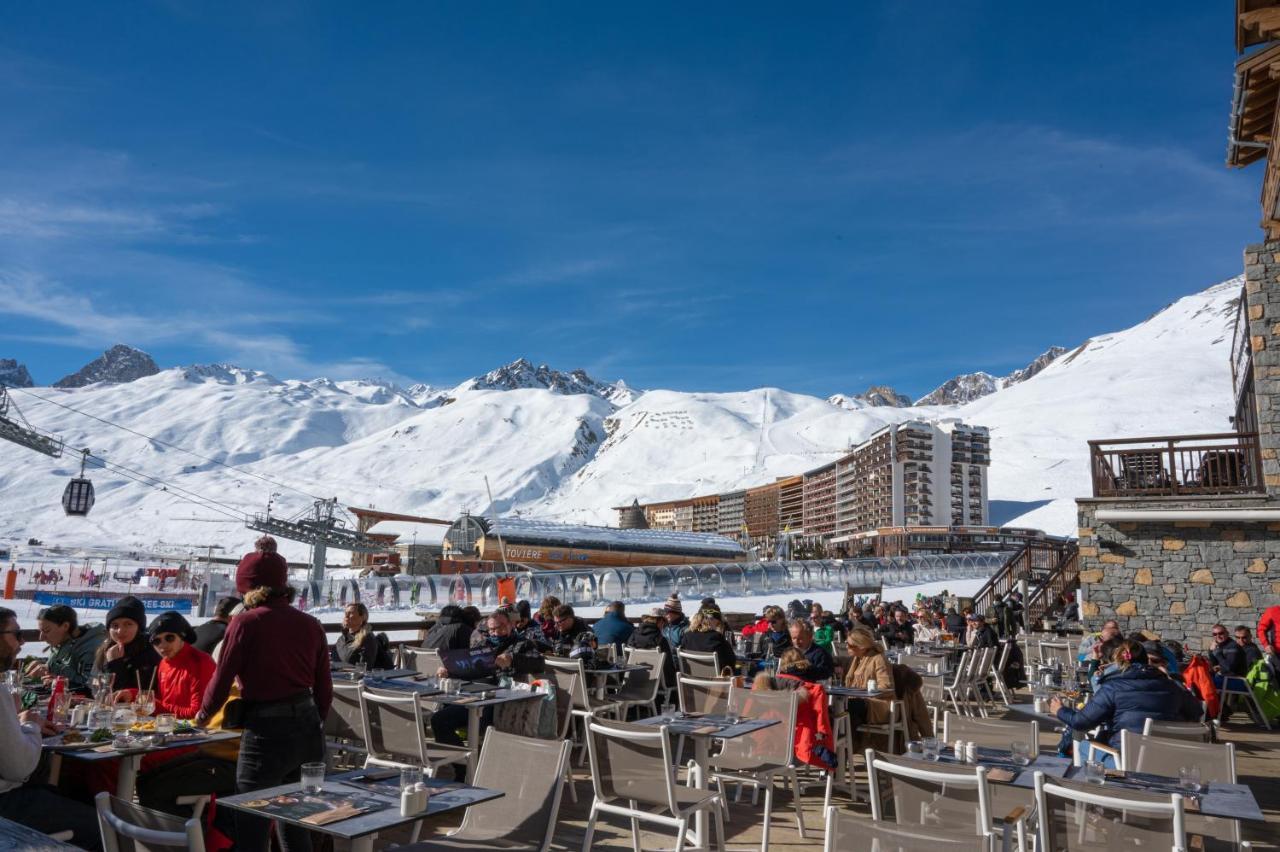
1075, 242, 1280, 650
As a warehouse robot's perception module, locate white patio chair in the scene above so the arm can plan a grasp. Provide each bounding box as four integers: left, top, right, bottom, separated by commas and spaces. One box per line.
1031, 771, 1186, 852
677, 649, 723, 678
95, 793, 205, 852
395, 730, 572, 852
1218, 675, 1272, 730
1120, 729, 1241, 846
823, 807, 993, 852
707, 687, 814, 851
582, 718, 725, 852
1142, 718, 1213, 742
612, 651, 665, 720
403, 645, 444, 676
865, 748, 1012, 846
357, 684, 472, 776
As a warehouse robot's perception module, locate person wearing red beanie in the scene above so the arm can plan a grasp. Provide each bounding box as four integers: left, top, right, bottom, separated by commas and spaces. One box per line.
198, 535, 331, 852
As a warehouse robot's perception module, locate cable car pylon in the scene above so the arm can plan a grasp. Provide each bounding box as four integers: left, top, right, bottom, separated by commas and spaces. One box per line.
0, 385, 64, 457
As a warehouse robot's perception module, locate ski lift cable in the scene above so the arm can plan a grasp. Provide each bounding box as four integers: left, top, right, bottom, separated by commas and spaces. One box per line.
7, 385, 326, 503
86, 453, 250, 522
89, 455, 248, 522
85, 460, 246, 522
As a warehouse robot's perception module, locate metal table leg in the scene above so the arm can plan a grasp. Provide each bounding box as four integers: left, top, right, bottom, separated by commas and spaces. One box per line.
117, 753, 142, 801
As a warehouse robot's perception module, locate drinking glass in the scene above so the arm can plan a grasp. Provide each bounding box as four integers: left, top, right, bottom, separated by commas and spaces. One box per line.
1084, 759, 1105, 785
1178, 765, 1201, 793
133, 690, 155, 719
400, 766, 418, 791
89, 706, 113, 732
51, 692, 72, 725
906, 740, 924, 759
922, 737, 941, 762
1011, 741, 1033, 767
111, 707, 137, 734
300, 762, 325, 794
724, 707, 740, 726
2, 670, 19, 691
154, 714, 176, 736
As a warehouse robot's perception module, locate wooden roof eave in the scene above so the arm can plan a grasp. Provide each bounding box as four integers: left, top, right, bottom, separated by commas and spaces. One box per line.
1229, 42, 1280, 167
1239, 1, 1280, 54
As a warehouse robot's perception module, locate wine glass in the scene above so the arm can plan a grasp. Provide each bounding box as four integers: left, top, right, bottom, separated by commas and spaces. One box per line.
133, 690, 156, 719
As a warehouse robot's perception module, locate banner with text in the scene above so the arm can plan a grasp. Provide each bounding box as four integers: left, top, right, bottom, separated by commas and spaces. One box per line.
33, 592, 193, 614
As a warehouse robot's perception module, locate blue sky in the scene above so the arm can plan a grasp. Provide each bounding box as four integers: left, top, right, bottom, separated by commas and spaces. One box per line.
0, 1, 1258, 398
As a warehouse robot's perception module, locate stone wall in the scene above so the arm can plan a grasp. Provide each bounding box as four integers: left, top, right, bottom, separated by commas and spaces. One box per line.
1245, 241, 1280, 470
1072, 241, 1280, 650
1076, 501, 1280, 651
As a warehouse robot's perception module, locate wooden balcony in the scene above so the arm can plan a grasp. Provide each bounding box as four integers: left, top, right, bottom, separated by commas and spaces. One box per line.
1089, 432, 1263, 498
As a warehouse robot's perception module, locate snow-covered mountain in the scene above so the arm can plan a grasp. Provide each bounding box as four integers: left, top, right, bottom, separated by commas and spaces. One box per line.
457, 358, 636, 405
0, 358, 33, 388
53, 344, 160, 388
827, 385, 912, 409
0, 279, 1241, 556
914, 346, 1069, 406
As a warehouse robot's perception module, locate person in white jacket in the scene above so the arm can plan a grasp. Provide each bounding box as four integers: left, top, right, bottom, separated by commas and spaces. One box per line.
0, 607, 102, 849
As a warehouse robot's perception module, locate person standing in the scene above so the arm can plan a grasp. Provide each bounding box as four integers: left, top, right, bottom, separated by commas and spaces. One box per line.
197, 536, 331, 852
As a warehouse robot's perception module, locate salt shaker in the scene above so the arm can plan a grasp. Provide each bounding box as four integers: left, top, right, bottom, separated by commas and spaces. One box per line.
400, 786, 416, 817
413, 782, 430, 812
964, 741, 977, 763
865, 678, 878, 693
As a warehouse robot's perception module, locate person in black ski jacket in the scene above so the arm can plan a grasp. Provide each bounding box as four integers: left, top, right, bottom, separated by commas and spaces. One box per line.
680, 609, 736, 674
630, 611, 676, 689
424, 605, 474, 651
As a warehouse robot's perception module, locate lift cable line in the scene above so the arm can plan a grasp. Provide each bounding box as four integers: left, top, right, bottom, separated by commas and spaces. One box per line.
1, 385, 400, 575
5, 384, 325, 503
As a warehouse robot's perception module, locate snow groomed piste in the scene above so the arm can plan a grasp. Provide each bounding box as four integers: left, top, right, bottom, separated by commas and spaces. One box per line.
290, 552, 1013, 614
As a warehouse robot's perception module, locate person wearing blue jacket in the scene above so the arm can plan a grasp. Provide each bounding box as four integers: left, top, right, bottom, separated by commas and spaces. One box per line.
1050, 639, 1201, 761
592, 601, 635, 654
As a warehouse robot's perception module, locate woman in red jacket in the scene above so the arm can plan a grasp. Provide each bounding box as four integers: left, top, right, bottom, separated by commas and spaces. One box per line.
149, 611, 216, 718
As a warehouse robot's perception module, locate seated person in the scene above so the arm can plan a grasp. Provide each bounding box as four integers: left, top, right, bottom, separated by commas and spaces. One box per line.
843, 627, 895, 731
878, 608, 915, 649
549, 604, 595, 657
1050, 639, 1202, 765
192, 596, 239, 655
967, 613, 999, 648
629, 610, 676, 691
759, 606, 793, 660
333, 603, 394, 671
0, 607, 102, 849
512, 600, 550, 649
430, 609, 544, 781
753, 649, 836, 770
680, 608, 735, 674
788, 619, 834, 682
26, 605, 104, 693
591, 601, 634, 655
1234, 625, 1264, 671
423, 604, 475, 651
92, 596, 160, 703
912, 610, 941, 643
137, 613, 235, 816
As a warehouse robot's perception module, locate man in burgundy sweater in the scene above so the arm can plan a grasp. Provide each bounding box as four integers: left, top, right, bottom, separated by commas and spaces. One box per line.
197, 536, 331, 852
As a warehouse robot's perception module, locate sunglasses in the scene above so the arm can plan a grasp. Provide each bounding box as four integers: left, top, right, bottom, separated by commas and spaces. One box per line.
150, 633, 180, 646
1212, 631, 1227, 637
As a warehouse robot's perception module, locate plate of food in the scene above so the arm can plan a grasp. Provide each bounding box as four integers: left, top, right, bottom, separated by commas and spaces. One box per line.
43, 730, 98, 751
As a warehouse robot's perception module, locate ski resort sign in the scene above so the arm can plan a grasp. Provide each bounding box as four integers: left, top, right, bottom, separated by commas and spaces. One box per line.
33, 591, 193, 614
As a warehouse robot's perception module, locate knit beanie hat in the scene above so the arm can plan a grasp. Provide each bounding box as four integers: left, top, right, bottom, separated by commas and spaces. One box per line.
148, 610, 198, 644
235, 550, 289, 594
663, 594, 683, 615
105, 595, 147, 631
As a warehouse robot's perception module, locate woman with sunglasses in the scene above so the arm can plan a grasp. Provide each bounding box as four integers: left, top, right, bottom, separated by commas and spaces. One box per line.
149, 611, 216, 718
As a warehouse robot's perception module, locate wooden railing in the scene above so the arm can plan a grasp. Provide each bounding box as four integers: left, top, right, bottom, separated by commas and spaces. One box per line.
971, 541, 1072, 617
1088, 432, 1263, 498
1026, 545, 1079, 626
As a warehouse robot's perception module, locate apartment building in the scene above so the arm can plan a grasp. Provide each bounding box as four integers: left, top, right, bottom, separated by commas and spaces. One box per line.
615, 419, 990, 546
717, 489, 746, 539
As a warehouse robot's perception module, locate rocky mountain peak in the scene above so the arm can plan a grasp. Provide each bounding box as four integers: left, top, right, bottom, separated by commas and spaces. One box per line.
464, 358, 633, 404
0, 358, 34, 388
915, 345, 1068, 406
827, 385, 912, 410
53, 345, 160, 389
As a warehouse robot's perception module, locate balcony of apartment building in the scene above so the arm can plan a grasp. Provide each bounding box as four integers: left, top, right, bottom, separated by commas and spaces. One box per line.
1087, 433, 1263, 499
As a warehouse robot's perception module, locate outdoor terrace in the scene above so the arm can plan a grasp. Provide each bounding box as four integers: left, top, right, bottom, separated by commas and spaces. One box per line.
1088, 432, 1263, 498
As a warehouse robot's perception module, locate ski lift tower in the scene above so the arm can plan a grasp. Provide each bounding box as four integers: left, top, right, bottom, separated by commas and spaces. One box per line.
0, 386, 64, 458
246, 497, 389, 585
